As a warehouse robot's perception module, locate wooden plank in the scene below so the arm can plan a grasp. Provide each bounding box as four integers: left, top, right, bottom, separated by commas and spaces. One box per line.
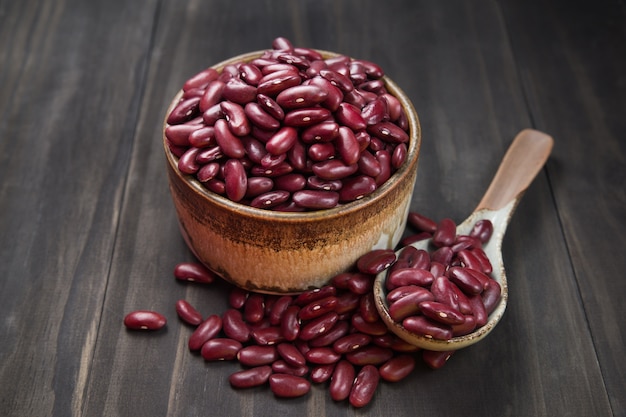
500, 0, 626, 415
0, 0, 158, 416
81, 1, 611, 416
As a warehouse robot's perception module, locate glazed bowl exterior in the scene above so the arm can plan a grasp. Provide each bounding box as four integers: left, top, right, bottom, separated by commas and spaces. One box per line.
164, 50, 422, 293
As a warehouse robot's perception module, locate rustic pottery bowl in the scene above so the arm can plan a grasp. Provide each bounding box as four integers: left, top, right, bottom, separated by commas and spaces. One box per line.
163, 50, 421, 294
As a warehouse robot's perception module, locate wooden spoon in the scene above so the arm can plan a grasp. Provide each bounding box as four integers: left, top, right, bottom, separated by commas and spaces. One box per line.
373, 129, 554, 351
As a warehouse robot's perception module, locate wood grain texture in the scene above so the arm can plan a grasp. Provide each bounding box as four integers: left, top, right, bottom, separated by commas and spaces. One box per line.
0, 0, 622, 416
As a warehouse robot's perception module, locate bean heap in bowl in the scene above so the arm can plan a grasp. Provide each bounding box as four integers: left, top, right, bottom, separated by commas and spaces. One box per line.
164, 37, 410, 211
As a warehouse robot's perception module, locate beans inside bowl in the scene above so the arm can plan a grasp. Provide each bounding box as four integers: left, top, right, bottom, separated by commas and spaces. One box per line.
163, 37, 421, 293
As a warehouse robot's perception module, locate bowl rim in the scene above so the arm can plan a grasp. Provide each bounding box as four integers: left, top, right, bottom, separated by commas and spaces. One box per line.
163, 49, 421, 224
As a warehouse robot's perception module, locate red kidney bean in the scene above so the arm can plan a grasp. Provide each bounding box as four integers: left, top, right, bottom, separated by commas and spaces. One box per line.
292, 189, 339, 209
177, 147, 200, 174
422, 350, 455, 370
468, 294, 488, 327
276, 84, 328, 109
388, 288, 434, 321
333, 332, 372, 354
312, 159, 359, 180
367, 121, 409, 143
221, 78, 257, 104
202, 103, 224, 125
306, 347, 341, 365
195, 146, 223, 164
123, 310, 166, 330
229, 365, 272, 388
391, 143, 408, 169
386, 284, 433, 304
402, 316, 453, 340
165, 123, 198, 147
447, 266, 483, 295
271, 360, 309, 377
470, 219, 494, 243
277, 342, 306, 367
357, 150, 382, 177
268, 295, 293, 325
336, 103, 367, 132
457, 249, 484, 271
356, 249, 396, 275
336, 126, 362, 165
358, 78, 386, 94
299, 296, 338, 321
431, 276, 460, 311
346, 272, 375, 295
351, 314, 388, 336
471, 247, 493, 274
482, 279, 502, 314
308, 142, 336, 161
359, 292, 379, 323
283, 107, 331, 127
431, 246, 454, 266
174, 262, 216, 284
384, 335, 421, 352
257, 72, 301, 96
272, 36, 293, 50
222, 309, 250, 343
387, 268, 434, 288
250, 190, 290, 209
306, 176, 342, 191
334, 290, 361, 314
280, 305, 301, 341
188, 315, 222, 351
339, 175, 377, 202
220, 100, 250, 136
269, 374, 311, 398
374, 149, 392, 186
237, 345, 278, 366
199, 80, 225, 112
345, 345, 393, 366
266, 126, 298, 155
188, 126, 216, 148
273, 173, 306, 192
260, 151, 286, 169
250, 161, 294, 177
214, 119, 245, 159
201, 338, 242, 361
183, 68, 219, 91
168, 96, 201, 125
301, 121, 339, 143
228, 287, 248, 309
449, 282, 473, 315
349, 365, 379, 408
433, 218, 457, 247
451, 315, 477, 336
329, 360, 355, 402
239, 62, 263, 86
243, 293, 265, 324
245, 176, 274, 198
244, 102, 280, 131
256, 93, 285, 120
310, 363, 336, 383
299, 311, 338, 341
308, 320, 349, 347
204, 179, 225, 194
319, 68, 354, 92
251, 326, 285, 345
361, 97, 387, 125
223, 158, 247, 202
379, 355, 415, 382
175, 299, 203, 326
418, 300, 465, 325
307, 76, 343, 111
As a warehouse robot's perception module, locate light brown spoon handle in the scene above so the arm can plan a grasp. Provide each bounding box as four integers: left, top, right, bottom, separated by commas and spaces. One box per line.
476, 129, 554, 211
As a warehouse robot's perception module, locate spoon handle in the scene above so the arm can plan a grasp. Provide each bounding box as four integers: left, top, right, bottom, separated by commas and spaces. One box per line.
475, 129, 554, 211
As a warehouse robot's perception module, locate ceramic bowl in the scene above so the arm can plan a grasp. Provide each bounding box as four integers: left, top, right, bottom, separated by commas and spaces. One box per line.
163, 50, 421, 294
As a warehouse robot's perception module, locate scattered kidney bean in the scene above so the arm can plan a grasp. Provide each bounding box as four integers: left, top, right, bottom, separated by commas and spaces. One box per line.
201, 338, 242, 361
173, 262, 216, 284
329, 360, 355, 402
269, 374, 311, 398
188, 315, 222, 351
378, 354, 415, 382
175, 299, 203, 326
349, 365, 379, 408
123, 310, 167, 330
229, 365, 272, 389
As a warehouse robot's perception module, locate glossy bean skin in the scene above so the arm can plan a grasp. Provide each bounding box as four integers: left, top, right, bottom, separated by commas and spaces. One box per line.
223, 159, 248, 202
330, 360, 355, 402
418, 300, 465, 325
188, 315, 222, 351
237, 345, 278, 366
301, 121, 339, 143
299, 312, 339, 341
229, 365, 272, 388
244, 102, 281, 130
447, 266, 483, 295
250, 190, 290, 209
308, 320, 349, 348
175, 299, 203, 326
349, 365, 380, 408
269, 374, 311, 398
305, 347, 341, 365
387, 268, 434, 289
407, 212, 438, 233
402, 315, 453, 340
422, 350, 455, 370
345, 345, 393, 366
312, 159, 358, 180
174, 262, 215, 284
214, 119, 246, 159
277, 342, 306, 367
222, 309, 250, 343
356, 249, 396, 275
183, 68, 219, 91
299, 296, 338, 321
470, 219, 494, 243
339, 175, 377, 202
123, 310, 167, 330
388, 287, 434, 321
482, 279, 502, 314
243, 293, 266, 324
220, 100, 250, 136
271, 360, 309, 377
251, 326, 285, 345
201, 338, 242, 361
222, 78, 257, 104
333, 333, 372, 354
280, 305, 301, 341
366, 121, 409, 143
379, 355, 416, 382
167, 97, 201, 125
336, 102, 367, 131
351, 314, 388, 336
177, 147, 200, 174
276, 85, 328, 108
433, 218, 457, 247
292, 190, 339, 210
266, 126, 298, 155
273, 173, 306, 192
268, 295, 293, 325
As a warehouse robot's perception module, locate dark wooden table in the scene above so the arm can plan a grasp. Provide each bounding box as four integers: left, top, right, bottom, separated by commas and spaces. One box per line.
1, 0, 624, 416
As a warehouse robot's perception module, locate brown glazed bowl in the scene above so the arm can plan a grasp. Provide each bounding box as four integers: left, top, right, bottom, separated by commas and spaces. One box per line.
163, 50, 421, 294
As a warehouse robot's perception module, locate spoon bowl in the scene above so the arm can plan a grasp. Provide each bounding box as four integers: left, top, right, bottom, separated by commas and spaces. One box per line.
373, 129, 554, 351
